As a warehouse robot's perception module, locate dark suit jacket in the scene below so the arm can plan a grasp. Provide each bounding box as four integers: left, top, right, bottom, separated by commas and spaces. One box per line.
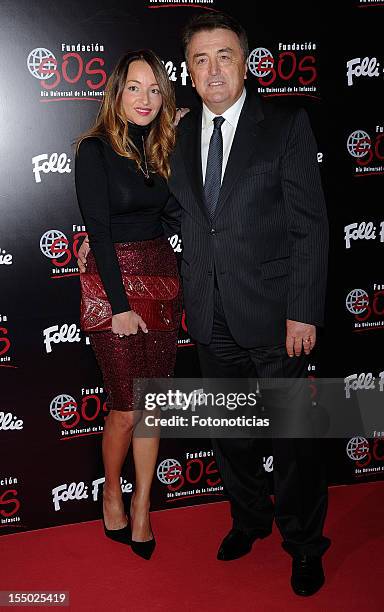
166, 89, 329, 348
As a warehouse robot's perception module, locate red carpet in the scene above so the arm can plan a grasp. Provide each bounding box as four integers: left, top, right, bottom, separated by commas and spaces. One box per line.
0, 482, 382, 611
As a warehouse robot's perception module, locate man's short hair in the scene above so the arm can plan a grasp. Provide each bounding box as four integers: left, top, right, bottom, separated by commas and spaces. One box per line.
182, 12, 249, 63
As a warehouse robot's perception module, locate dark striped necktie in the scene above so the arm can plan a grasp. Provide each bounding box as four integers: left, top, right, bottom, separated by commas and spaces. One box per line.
204, 115, 225, 219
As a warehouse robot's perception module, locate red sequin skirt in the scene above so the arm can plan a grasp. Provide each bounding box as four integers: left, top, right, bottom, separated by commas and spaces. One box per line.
87, 236, 182, 412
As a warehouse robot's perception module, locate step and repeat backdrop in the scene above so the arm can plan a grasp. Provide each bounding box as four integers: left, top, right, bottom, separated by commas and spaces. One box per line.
1, 0, 383, 535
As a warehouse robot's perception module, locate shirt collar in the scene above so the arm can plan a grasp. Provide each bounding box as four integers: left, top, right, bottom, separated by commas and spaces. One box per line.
202, 88, 246, 130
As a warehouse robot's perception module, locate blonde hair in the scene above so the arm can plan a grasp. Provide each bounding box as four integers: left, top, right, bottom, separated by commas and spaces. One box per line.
76, 49, 176, 179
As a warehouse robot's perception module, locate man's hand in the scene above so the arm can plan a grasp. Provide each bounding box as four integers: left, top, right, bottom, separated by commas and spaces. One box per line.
286, 319, 316, 357
77, 236, 90, 273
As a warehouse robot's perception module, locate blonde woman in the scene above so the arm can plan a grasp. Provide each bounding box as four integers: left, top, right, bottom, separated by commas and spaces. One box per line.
75, 50, 181, 560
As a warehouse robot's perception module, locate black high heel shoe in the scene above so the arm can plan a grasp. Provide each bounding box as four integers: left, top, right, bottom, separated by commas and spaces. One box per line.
131, 535, 156, 560
102, 517, 131, 545
130, 493, 156, 559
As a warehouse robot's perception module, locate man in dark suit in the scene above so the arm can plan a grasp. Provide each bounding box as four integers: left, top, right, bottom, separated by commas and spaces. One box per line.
78, 12, 330, 596
168, 12, 330, 596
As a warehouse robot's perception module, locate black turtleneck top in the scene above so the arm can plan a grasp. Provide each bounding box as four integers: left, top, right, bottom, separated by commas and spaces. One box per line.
75, 123, 170, 315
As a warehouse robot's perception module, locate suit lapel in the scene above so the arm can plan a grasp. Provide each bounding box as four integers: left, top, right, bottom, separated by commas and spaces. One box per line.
214, 92, 265, 221
179, 108, 210, 221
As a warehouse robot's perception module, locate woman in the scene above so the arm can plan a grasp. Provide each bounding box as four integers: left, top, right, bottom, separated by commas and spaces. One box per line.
75, 50, 182, 560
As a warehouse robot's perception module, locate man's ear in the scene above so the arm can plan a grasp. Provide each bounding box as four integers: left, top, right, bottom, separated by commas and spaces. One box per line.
244, 64, 248, 80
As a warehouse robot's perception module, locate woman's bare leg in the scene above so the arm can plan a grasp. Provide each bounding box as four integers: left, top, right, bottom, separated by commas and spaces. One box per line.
131, 434, 160, 541
102, 410, 138, 530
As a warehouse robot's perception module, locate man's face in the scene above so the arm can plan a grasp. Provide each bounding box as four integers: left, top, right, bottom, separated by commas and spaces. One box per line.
187, 28, 247, 114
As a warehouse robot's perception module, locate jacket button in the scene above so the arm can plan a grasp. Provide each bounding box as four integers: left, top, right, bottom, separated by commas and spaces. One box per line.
210, 228, 216, 235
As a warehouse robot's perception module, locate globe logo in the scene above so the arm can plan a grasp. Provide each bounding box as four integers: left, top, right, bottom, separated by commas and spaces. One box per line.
347, 130, 371, 158
50, 394, 77, 422
248, 47, 274, 78
345, 289, 369, 315
346, 437, 369, 461
156, 458, 182, 485
27, 48, 57, 80
40, 230, 68, 259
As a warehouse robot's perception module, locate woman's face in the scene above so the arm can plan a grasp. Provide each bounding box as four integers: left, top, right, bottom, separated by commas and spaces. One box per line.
121, 60, 163, 126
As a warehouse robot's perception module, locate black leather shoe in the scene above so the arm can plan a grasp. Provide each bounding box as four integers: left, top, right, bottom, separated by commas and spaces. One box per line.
217, 528, 271, 561
291, 555, 325, 596
103, 518, 131, 545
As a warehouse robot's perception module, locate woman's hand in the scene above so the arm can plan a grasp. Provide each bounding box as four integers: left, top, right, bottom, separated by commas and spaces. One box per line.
112, 311, 148, 336
174, 107, 190, 127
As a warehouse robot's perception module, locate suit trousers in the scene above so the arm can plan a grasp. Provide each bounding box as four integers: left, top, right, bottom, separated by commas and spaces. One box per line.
197, 287, 331, 558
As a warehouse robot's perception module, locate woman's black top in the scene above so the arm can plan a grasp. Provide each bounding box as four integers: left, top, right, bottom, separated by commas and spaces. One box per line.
75, 123, 170, 315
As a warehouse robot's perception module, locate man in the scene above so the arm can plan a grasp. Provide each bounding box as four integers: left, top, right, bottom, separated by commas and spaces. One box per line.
78, 12, 330, 596
169, 13, 330, 597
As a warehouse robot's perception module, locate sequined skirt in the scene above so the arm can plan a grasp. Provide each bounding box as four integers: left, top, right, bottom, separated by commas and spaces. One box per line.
88, 236, 182, 412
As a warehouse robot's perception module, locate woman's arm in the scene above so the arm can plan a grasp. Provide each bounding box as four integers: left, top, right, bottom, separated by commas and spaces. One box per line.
75, 138, 130, 315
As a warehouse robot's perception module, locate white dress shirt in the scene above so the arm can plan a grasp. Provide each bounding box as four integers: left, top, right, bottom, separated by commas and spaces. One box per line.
201, 88, 246, 184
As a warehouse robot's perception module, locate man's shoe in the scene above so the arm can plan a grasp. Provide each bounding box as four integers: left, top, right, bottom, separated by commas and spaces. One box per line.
217, 528, 270, 561
291, 555, 325, 596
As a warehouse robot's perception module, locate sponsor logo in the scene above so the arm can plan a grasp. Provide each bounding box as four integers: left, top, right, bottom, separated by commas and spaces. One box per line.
347, 125, 384, 177
346, 436, 384, 478
0, 411, 23, 431
51, 477, 133, 511
50, 387, 107, 440
344, 221, 381, 249
27, 44, 106, 102
157, 452, 224, 502
346, 56, 381, 87
248, 42, 319, 98
0, 315, 17, 368
168, 234, 182, 253
43, 323, 88, 354
344, 370, 384, 399
39, 226, 87, 278
32, 153, 71, 183
0, 476, 22, 528
157, 451, 272, 503
0, 248, 13, 265
346, 285, 384, 331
